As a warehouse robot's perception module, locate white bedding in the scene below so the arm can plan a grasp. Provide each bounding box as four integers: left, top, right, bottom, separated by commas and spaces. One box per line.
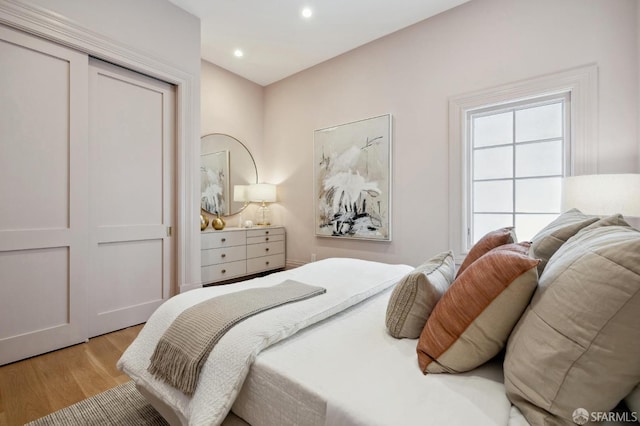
117, 258, 412, 426
233, 285, 531, 426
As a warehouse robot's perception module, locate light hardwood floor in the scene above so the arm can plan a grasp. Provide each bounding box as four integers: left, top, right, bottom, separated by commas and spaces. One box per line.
0, 324, 144, 426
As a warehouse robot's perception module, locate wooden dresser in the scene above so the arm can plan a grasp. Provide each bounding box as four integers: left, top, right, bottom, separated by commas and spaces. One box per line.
201, 226, 285, 285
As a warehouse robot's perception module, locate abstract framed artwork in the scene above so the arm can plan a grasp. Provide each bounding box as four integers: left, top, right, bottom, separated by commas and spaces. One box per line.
314, 114, 392, 241
201, 150, 230, 215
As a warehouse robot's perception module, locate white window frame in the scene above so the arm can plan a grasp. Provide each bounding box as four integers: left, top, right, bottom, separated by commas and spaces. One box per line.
468, 93, 570, 246
448, 64, 598, 263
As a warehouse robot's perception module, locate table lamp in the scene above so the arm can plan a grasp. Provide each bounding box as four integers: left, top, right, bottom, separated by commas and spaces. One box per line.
561, 174, 640, 218
248, 183, 277, 226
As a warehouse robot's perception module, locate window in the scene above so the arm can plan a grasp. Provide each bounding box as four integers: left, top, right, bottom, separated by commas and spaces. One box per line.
468, 94, 570, 245
448, 65, 597, 260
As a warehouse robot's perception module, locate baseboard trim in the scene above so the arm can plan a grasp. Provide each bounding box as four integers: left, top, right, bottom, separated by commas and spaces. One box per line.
286, 259, 307, 270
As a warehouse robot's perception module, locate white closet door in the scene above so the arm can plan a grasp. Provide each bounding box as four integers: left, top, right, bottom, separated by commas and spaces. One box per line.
88, 59, 175, 337
0, 25, 89, 365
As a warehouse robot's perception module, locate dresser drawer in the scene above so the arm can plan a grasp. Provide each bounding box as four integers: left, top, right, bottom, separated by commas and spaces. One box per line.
246, 241, 285, 259
201, 227, 286, 285
246, 233, 285, 245
246, 227, 284, 239
201, 230, 246, 249
246, 253, 285, 274
201, 245, 246, 267
202, 260, 246, 283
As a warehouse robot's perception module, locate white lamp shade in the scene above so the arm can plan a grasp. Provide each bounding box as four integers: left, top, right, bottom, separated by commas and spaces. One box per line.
248, 183, 277, 203
562, 174, 640, 217
233, 185, 249, 202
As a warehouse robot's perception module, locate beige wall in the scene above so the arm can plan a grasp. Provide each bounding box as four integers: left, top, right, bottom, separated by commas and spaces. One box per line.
262, 0, 639, 267
201, 60, 265, 225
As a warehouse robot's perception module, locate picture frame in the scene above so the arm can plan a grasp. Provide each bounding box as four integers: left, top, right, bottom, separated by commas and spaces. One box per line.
201, 149, 230, 215
314, 114, 392, 241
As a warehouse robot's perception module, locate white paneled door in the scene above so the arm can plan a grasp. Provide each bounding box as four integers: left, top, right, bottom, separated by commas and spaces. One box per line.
88, 59, 175, 337
0, 25, 89, 365
0, 25, 176, 365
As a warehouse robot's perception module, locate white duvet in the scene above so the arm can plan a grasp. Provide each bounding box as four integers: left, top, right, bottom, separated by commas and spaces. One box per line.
233, 283, 531, 426
117, 258, 412, 426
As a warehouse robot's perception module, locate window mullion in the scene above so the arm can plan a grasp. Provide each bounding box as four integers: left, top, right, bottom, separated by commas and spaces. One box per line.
512, 110, 516, 230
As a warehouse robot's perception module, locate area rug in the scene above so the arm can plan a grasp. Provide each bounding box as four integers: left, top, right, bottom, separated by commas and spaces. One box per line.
27, 380, 249, 425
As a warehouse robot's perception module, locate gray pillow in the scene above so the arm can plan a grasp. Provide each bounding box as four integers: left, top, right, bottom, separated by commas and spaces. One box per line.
530, 208, 598, 276
385, 251, 455, 339
505, 225, 640, 425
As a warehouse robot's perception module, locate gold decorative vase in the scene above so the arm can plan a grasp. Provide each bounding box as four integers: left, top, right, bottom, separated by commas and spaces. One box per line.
200, 214, 209, 231
212, 215, 226, 230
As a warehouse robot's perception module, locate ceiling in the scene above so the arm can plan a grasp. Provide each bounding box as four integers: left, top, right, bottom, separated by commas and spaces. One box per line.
168, 0, 471, 86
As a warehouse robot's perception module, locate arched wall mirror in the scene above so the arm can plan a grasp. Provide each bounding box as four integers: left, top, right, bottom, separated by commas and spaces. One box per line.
201, 133, 258, 216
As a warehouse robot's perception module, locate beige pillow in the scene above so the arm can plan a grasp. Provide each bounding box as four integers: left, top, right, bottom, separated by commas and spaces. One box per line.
581, 212, 630, 230
456, 227, 516, 278
504, 225, 640, 426
529, 208, 598, 276
417, 242, 538, 374
386, 251, 455, 339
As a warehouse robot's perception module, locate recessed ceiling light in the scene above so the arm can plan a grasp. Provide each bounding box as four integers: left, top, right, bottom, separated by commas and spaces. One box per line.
233, 49, 244, 58
301, 7, 312, 18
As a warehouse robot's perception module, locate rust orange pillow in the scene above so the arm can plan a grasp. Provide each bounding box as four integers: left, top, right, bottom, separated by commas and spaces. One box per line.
456, 227, 516, 278
417, 242, 538, 374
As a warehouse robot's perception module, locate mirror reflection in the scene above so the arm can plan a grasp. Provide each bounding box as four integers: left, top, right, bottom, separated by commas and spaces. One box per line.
201, 133, 257, 216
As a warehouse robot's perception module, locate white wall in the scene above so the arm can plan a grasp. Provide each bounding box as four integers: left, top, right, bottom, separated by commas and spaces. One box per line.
262, 0, 639, 267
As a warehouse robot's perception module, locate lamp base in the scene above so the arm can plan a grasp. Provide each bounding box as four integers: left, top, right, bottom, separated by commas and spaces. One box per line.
255, 203, 271, 226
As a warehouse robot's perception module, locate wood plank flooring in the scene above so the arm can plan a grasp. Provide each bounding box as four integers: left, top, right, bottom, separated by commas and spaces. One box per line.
0, 324, 143, 426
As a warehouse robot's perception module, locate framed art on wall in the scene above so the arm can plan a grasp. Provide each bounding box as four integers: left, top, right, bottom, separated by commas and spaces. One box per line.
314, 114, 392, 241
201, 149, 230, 215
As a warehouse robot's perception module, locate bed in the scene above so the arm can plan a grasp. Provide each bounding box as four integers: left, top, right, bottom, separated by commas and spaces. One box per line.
231, 283, 530, 426
118, 257, 530, 426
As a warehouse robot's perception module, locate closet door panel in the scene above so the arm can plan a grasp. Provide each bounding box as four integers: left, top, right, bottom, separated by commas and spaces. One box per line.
93, 239, 163, 328
0, 248, 69, 339
0, 36, 70, 230
89, 59, 174, 337
91, 72, 164, 226
0, 25, 89, 365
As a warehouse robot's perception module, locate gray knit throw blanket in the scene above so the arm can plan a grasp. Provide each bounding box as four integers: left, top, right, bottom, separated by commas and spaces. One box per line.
147, 280, 326, 395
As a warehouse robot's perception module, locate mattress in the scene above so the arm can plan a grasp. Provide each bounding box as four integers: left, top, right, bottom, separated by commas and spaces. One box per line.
118, 258, 413, 425
232, 286, 531, 426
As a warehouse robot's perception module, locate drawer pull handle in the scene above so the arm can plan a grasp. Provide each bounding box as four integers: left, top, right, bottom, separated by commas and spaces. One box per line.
265, 237, 269, 241
265, 231, 269, 235
265, 248, 269, 252
221, 253, 226, 258
221, 238, 226, 242
221, 269, 226, 274
266, 261, 270, 265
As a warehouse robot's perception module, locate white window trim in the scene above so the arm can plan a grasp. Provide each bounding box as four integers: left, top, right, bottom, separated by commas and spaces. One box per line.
448, 64, 598, 263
